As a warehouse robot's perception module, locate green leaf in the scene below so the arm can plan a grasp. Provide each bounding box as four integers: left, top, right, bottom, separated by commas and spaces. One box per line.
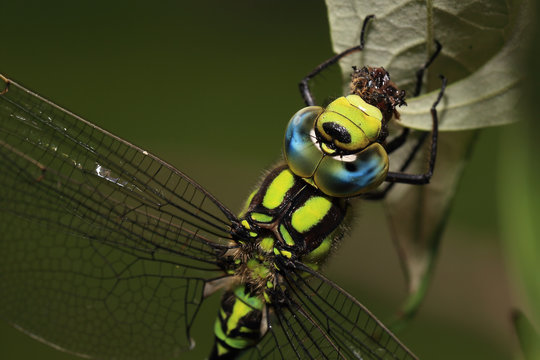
384, 130, 478, 321
496, 1, 540, 354
326, 0, 527, 130
498, 100, 540, 357
325, 0, 528, 324
512, 310, 540, 360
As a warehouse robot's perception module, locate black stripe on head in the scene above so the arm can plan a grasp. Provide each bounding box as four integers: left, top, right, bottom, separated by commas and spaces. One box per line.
322, 122, 351, 144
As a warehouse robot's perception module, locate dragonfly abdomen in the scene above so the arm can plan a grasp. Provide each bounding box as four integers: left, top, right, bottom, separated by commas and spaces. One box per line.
210, 285, 264, 360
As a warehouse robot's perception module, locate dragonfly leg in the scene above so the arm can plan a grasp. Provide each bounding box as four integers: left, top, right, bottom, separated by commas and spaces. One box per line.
413, 40, 442, 98
383, 40, 443, 155
363, 75, 447, 200
298, 15, 374, 106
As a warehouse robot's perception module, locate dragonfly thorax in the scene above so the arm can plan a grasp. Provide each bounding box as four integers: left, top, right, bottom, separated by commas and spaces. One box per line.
236, 165, 348, 271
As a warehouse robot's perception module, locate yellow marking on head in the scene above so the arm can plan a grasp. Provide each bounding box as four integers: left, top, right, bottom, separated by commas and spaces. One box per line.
345, 95, 383, 142
317, 111, 370, 151
321, 96, 383, 150
320, 142, 336, 155
345, 94, 382, 120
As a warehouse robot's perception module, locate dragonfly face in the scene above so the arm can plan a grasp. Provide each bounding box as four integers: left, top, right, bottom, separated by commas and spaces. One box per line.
284, 94, 390, 197
0, 16, 446, 360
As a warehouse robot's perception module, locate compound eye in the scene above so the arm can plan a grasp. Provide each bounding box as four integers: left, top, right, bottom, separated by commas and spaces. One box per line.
284, 106, 325, 178
313, 143, 389, 197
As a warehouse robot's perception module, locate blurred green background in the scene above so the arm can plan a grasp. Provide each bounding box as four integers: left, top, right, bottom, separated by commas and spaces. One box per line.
0, 1, 529, 359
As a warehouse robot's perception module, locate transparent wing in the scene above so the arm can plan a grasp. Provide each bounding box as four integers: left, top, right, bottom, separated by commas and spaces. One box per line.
0, 75, 236, 359
244, 262, 418, 360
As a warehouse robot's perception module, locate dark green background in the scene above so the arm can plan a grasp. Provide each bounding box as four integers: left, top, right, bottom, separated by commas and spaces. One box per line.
0, 1, 520, 359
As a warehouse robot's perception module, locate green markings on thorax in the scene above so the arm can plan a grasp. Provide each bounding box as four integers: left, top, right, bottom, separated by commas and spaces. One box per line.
261, 168, 295, 209
290, 196, 332, 233
279, 224, 295, 246
239, 165, 347, 264
250, 212, 273, 223
240, 219, 258, 238
273, 247, 292, 259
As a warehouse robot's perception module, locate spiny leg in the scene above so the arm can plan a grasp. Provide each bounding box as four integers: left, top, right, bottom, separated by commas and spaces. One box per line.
364, 75, 447, 200
413, 40, 442, 98
386, 73, 444, 186
384, 40, 443, 155
364, 40, 444, 200
299, 15, 374, 106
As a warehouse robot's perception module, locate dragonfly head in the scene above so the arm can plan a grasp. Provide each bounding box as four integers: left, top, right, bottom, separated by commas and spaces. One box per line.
283, 73, 404, 197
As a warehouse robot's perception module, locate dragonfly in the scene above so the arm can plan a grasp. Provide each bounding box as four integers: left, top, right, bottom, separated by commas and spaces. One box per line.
0, 16, 446, 360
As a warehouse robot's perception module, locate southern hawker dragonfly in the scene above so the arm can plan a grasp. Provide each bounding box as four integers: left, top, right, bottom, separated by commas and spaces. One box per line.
0, 16, 445, 360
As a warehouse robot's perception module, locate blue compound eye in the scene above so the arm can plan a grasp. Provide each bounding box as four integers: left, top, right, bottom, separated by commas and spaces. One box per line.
283, 106, 324, 178
313, 143, 389, 197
